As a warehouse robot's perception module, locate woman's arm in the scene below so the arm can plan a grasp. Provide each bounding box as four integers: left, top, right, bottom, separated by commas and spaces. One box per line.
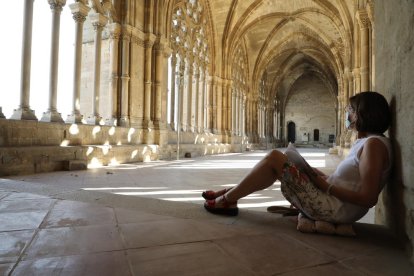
306, 138, 388, 208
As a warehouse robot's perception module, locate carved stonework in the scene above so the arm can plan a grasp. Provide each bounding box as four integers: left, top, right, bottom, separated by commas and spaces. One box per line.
48, 0, 66, 12
356, 10, 371, 29
69, 2, 90, 22
72, 12, 86, 23
90, 12, 108, 30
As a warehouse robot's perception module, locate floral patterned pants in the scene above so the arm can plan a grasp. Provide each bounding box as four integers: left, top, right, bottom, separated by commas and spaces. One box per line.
280, 162, 336, 221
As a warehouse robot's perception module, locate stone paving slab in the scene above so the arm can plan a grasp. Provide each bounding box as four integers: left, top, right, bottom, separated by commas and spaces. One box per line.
0, 149, 413, 275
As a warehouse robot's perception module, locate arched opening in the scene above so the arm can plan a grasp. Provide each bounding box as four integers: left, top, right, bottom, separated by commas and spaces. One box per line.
314, 129, 320, 141
287, 121, 296, 143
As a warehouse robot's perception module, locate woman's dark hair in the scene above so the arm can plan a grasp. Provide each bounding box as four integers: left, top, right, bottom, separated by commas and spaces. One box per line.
349, 91, 391, 134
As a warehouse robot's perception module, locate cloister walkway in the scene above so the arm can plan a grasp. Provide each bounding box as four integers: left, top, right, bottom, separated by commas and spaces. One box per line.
1, 148, 413, 275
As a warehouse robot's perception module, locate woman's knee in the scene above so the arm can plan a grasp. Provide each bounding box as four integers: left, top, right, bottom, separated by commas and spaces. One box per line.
266, 149, 287, 162
265, 150, 288, 173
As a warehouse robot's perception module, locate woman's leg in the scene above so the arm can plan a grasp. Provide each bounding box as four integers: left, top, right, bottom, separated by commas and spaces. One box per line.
224, 150, 288, 202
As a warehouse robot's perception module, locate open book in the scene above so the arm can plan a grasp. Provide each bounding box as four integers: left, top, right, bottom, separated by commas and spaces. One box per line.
284, 143, 312, 173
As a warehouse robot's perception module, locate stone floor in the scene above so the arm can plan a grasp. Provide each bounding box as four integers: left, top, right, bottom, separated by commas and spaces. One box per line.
1, 148, 413, 275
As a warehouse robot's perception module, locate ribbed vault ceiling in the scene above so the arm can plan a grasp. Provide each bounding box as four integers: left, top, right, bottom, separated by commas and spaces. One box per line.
204, 0, 355, 102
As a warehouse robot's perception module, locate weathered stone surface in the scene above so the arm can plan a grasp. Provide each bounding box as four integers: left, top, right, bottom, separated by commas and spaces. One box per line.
375, 0, 414, 263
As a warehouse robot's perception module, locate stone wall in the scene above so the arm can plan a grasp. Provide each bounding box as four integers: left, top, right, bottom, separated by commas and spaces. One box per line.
284, 74, 336, 145
0, 119, 234, 176
374, 1, 414, 263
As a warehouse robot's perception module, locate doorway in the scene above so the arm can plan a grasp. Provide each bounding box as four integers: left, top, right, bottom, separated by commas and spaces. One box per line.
287, 122, 296, 143
314, 129, 320, 142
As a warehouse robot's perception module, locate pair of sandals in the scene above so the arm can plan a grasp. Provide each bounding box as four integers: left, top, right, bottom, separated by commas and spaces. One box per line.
202, 188, 299, 217
202, 188, 239, 216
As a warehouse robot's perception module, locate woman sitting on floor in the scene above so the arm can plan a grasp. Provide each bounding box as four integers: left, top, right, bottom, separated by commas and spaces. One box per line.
202, 91, 392, 226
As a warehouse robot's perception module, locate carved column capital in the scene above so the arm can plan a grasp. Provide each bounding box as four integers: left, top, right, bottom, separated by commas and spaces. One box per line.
48, 0, 66, 12
90, 12, 108, 30
367, 1, 374, 22
356, 10, 370, 29
69, 2, 90, 22
108, 23, 122, 40
144, 33, 157, 48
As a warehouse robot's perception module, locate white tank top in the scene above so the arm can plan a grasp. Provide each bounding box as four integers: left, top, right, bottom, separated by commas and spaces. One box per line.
327, 135, 392, 223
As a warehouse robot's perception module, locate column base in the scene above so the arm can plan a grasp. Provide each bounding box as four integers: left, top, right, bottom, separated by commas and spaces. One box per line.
143, 120, 154, 129
105, 117, 118, 126
66, 113, 83, 124
119, 116, 130, 127
40, 110, 64, 123
86, 115, 103, 125
10, 107, 38, 121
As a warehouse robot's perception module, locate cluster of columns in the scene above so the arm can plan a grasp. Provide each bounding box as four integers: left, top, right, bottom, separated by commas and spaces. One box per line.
337, 8, 373, 147
169, 54, 208, 133
231, 87, 245, 136
8, 0, 121, 126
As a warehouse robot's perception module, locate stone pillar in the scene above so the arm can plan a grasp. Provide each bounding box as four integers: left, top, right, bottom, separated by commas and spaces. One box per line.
357, 10, 371, 92
205, 76, 213, 132
153, 39, 166, 129
222, 81, 228, 134
119, 26, 132, 126
242, 96, 246, 136
193, 66, 200, 132
232, 89, 236, 135
197, 69, 205, 133
143, 34, 156, 128
227, 82, 232, 135
66, 1, 90, 124
186, 58, 194, 131
178, 57, 186, 131
11, 0, 37, 120
105, 23, 121, 126
41, 0, 66, 123
239, 92, 244, 136
353, 68, 361, 94
216, 79, 223, 134
169, 54, 177, 130
87, 13, 108, 125
162, 47, 172, 131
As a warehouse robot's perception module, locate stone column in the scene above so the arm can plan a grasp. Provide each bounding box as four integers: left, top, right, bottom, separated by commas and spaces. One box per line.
66, 1, 90, 124
186, 58, 194, 131
197, 69, 205, 133
353, 68, 361, 94
215, 78, 222, 134
143, 34, 156, 128
87, 13, 108, 125
11, 0, 37, 120
235, 91, 241, 135
205, 76, 213, 132
242, 96, 246, 137
41, 0, 66, 123
169, 54, 177, 130
357, 10, 371, 92
105, 23, 121, 126
193, 66, 200, 132
0, 107, 5, 118
232, 89, 236, 135
222, 81, 228, 134
119, 26, 132, 126
227, 82, 232, 135
153, 38, 166, 129
178, 57, 186, 131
